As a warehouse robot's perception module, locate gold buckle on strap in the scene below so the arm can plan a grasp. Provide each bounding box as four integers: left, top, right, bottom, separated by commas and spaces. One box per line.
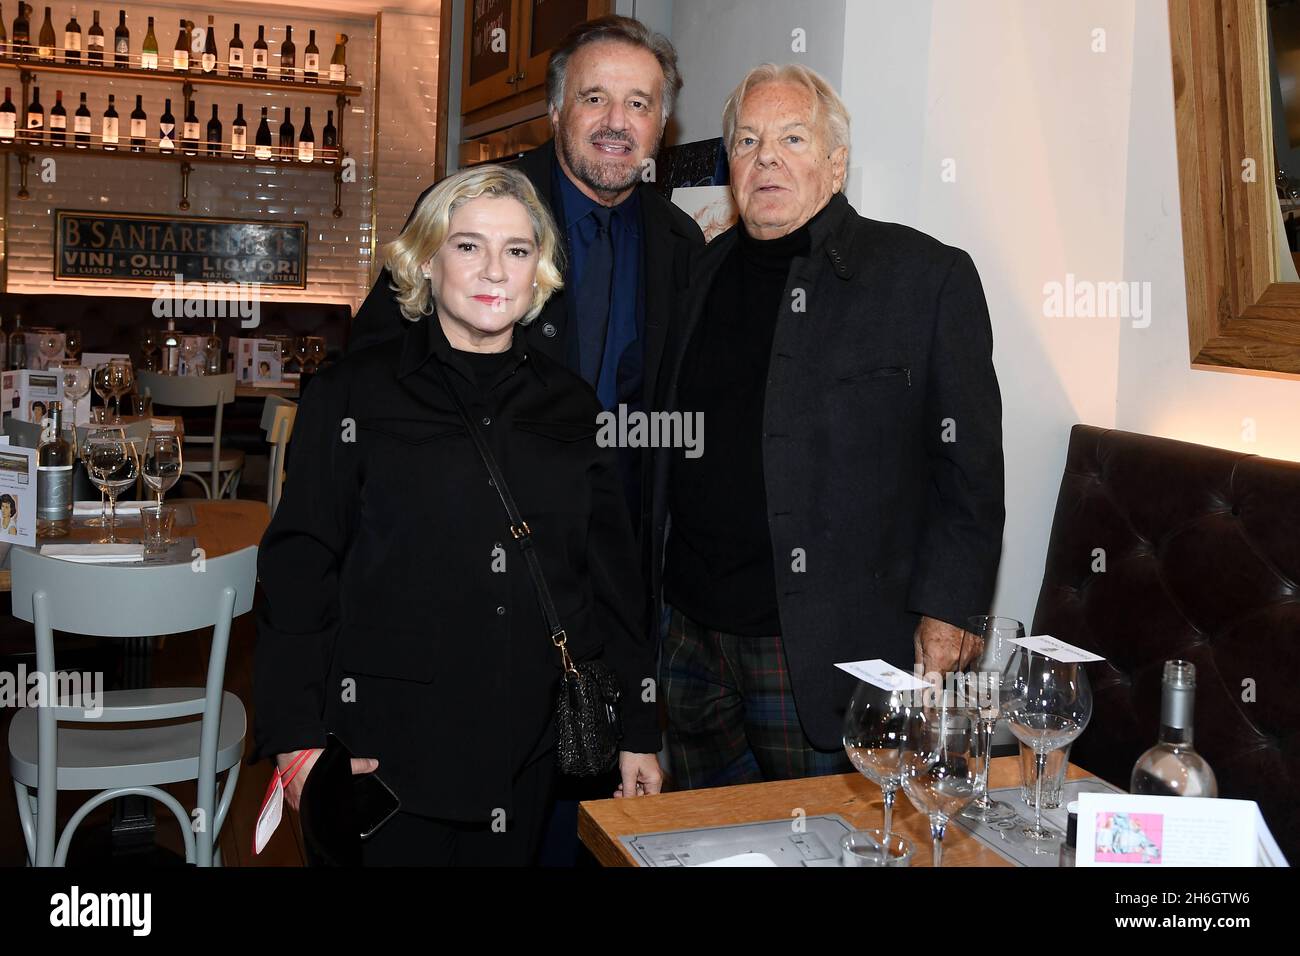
510, 521, 532, 540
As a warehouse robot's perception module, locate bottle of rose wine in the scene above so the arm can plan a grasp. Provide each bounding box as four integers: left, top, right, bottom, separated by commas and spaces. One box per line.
230, 102, 247, 158
63, 6, 80, 62
140, 14, 157, 69
48, 88, 64, 145
1130, 660, 1218, 798
227, 22, 243, 76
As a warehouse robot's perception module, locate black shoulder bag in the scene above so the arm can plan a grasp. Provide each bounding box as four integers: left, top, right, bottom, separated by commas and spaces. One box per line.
434, 361, 622, 776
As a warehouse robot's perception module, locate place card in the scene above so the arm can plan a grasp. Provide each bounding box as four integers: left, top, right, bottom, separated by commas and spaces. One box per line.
835, 659, 931, 692
1076, 792, 1288, 867
0, 444, 37, 547
1009, 635, 1105, 663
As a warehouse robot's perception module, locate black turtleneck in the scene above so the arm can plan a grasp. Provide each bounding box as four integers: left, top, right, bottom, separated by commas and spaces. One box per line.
664, 211, 820, 636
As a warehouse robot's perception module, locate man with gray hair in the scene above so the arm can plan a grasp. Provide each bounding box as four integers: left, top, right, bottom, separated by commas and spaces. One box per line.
650, 63, 1005, 787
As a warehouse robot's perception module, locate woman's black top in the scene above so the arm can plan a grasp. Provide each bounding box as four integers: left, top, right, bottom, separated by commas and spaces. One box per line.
252, 314, 657, 822
663, 216, 815, 635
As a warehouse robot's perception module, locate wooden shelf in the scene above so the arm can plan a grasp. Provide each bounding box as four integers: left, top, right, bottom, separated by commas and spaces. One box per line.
0, 54, 362, 98
0, 138, 342, 169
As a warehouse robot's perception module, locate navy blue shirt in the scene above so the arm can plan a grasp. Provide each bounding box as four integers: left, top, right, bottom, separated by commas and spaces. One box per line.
555, 166, 644, 411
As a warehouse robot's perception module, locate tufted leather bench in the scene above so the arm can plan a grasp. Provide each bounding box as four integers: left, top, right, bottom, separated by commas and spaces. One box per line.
1032, 424, 1300, 861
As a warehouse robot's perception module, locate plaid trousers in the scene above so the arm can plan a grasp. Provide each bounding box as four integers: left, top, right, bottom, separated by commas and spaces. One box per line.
661, 608, 852, 790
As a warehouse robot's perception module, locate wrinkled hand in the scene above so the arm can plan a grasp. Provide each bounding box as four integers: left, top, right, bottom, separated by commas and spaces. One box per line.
913, 616, 967, 680
275, 749, 378, 811
612, 751, 663, 798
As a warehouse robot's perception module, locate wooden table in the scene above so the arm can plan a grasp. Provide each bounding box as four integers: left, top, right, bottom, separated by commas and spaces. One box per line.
0, 498, 269, 591
579, 756, 1095, 867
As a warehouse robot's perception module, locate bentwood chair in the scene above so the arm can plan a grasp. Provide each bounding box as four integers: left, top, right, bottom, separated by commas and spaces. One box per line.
137, 371, 244, 499
6, 545, 257, 866
259, 396, 298, 515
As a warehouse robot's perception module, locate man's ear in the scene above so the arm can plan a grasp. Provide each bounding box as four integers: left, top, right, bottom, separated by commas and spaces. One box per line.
829, 145, 849, 193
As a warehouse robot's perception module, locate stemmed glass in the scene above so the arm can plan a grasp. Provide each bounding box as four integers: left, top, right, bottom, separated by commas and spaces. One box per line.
62, 329, 83, 365
843, 681, 914, 840
142, 432, 182, 543
305, 336, 327, 373
59, 365, 91, 425
139, 328, 160, 373
293, 336, 310, 374
37, 331, 62, 370
901, 698, 979, 867
83, 427, 138, 544
999, 646, 1093, 844
180, 338, 203, 377
106, 359, 134, 421
91, 364, 112, 423
959, 615, 1025, 821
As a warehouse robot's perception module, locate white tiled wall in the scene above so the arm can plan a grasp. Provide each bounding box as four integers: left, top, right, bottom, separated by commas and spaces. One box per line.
370, 10, 441, 285
0, 2, 377, 310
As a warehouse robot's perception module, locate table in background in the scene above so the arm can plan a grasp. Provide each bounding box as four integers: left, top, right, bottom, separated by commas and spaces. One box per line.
579, 756, 1094, 867
234, 384, 300, 400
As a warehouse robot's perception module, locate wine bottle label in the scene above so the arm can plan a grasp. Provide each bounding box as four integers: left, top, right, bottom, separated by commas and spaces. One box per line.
298, 141, 313, 162
174, 49, 188, 69
50, 114, 65, 129
131, 118, 145, 138
160, 121, 174, 140
65, 31, 80, 50
230, 48, 243, 66
74, 115, 90, 134
254, 144, 270, 159
202, 53, 215, 71
0, 115, 14, 138
253, 49, 267, 68
88, 35, 103, 50
37, 464, 73, 522
103, 118, 118, 141
27, 113, 41, 129
183, 121, 199, 140
330, 63, 344, 82
231, 128, 246, 149
141, 51, 157, 69
115, 38, 127, 54
305, 53, 319, 72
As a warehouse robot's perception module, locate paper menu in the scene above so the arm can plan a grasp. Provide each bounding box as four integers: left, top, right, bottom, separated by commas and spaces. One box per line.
1076, 792, 1288, 867
0, 444, 37, 547
1, 370, 64, 424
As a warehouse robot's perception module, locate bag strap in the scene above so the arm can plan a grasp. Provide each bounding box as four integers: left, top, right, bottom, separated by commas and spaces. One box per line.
433, 358, 577, 673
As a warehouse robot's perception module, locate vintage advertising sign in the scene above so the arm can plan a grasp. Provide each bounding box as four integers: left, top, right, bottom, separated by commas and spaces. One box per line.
54, 210, 308, 288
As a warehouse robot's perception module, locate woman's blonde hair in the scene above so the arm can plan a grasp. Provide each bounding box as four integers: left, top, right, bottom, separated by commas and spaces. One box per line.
385, 164, 564, 323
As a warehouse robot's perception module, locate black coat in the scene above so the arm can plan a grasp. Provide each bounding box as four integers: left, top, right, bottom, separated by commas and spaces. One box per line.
651, 193, 1006, 751
253, 315, 659, 822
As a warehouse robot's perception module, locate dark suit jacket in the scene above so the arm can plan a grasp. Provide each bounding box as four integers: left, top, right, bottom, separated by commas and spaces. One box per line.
651, 192, 1006, 751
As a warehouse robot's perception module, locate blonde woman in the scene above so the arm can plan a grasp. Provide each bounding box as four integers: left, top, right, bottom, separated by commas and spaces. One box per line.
254, 165, 662, 866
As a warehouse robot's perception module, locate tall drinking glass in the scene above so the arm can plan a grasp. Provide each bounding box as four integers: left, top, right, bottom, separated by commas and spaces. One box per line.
843, 681, 914, 839
959, 615, 1025, 821
999, 646, 1093, 844
901, 699, 978, 867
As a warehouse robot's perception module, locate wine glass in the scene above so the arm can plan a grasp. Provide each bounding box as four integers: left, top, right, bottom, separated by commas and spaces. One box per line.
999, 646, 1093, 844
59, 365, 91, 422
91, 363, 112, 423
958, 615, 1025, 821
293, 336, 310, 374
62, 329, 83, 365
37, 331, 62, 371
305, 336, 327, 373
83, 427, 137, 544
139, 328, 160, 373
142, 432, 182, 542
205, 331, 225, 374
843, 681, 914, 839
901, 699, 979, 867
180, 338, 203, 377
106, 359, 134, 422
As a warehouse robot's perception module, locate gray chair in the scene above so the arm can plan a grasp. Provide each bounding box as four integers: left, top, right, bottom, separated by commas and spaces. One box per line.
137, 372, 244, 499
259, 396, 298, 516
6, 544, 257, 866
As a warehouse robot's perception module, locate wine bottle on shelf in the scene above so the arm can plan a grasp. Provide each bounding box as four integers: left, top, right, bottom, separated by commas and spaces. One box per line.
329, 33, 346, 84
279, 24, 295, 82
36, 5, 53, 60
304, 28, 318, 83
63, 6, 80, 62
101, 92, 117, 149
1130, 660, 1218, 798
140, 14, 157, 69
36, 400, 72, 538
0, 87, 15, 143
86, 8, 102, 64
7, 315, 25, 369
277, 106, 293, 159
253, 105, 270, 159
227, 22, 243, 76
158, 96, 173, 152
24, 83, 42, 145
230, 102, 246, 158
181, 97, 198, 156
73, 90, 89, 147
13, 2, 29, 59
48, 88, 64, 145
0, 4, 8, 58
321, 108, 336, 164
112, 8, 126, 68
171, 18, 187, 71
206, 103, 220, 156
36, 401, 72, 537
129, 92, 145, 151
201, 14, 215, 73
252, 24, 267, 78
298, 105, 313, 162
